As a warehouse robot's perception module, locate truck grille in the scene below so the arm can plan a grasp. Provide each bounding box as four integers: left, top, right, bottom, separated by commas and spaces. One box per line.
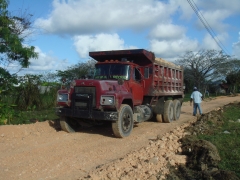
74, 87, 96, 108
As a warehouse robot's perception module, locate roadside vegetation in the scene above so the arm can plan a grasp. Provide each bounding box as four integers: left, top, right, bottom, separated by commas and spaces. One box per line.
167, 101, 240, 179
198, 103, 240, 177
0, 61, 95, 125
0, 74, 60, 125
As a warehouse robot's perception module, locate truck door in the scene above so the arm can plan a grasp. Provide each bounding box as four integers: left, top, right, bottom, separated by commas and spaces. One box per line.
129, 67, 143, 105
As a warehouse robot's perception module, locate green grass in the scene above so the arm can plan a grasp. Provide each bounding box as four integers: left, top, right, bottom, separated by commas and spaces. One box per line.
183, 93, 191, 102
183, 92, 227, 102
197, 104, 240, 177
9, 109, 59, 125
0, 89, 58, 125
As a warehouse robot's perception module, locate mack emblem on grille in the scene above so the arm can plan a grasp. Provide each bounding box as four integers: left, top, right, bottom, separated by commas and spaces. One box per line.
76, 94, 89, 98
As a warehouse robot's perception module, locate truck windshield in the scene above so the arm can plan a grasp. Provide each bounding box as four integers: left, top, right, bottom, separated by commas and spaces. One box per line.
94, 64, 130, 80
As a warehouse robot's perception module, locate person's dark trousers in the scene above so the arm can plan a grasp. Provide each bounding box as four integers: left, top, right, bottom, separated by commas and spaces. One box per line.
193, 103, 202, 116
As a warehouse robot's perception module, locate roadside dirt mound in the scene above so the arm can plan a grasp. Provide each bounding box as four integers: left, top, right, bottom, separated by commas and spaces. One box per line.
167, 141, 239, 180
85, 124, 190, 180
182, 138, 221, 170
0, 121, 59, 140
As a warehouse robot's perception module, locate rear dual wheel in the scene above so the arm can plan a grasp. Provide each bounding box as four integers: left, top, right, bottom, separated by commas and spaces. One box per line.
159, 99, 181, 123
173, 99, 181, 120
163, 100, 174, 123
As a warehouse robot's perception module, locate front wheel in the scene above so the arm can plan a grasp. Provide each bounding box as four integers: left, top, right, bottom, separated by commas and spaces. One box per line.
112, 104, 133, 138
60, 116, 78, 133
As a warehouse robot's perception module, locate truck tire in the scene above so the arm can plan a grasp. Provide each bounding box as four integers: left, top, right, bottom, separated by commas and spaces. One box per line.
163, 100, 174, 123
173, 99, 181, 120
112, 104, 133, 138
60, 116, 77, 133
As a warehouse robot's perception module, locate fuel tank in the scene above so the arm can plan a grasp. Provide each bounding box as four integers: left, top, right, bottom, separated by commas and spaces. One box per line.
134, 105, 153, 123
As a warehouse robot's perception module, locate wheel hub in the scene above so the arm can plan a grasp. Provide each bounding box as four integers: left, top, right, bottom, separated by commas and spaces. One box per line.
122, 113, 131, 131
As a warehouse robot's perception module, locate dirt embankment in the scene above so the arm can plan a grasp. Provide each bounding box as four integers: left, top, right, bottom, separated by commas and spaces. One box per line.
0, 95, 239, 180
86, 101, 240, 180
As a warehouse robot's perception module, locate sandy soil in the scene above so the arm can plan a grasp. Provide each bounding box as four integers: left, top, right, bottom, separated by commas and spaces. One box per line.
0, 95, 239, 180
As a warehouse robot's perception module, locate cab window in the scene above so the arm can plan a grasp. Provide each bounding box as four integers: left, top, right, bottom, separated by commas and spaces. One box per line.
133, 67, 141, 82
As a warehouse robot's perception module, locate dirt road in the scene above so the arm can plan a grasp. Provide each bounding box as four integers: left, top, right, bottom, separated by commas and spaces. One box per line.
0, 95, 239, 180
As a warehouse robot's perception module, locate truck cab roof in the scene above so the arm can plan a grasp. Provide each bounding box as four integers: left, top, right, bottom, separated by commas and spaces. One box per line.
89, 49, 154, 66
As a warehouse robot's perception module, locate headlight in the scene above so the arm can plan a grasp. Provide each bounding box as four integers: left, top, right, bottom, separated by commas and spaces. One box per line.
57, 94, 68, 102
100, 96, 115, 105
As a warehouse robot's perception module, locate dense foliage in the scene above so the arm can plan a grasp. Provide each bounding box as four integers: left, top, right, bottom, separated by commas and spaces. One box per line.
175, 50, 232, 93
56, 59, 96, 84
0, 0, 38, 69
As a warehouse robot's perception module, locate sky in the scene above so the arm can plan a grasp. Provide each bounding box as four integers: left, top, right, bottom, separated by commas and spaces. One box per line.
6, 0, 240, 75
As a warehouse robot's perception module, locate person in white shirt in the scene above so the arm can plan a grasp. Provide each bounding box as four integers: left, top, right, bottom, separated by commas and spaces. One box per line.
190, 87, 203, 116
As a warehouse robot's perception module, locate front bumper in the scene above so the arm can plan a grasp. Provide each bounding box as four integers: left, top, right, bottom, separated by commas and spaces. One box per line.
56, 107, 118, 121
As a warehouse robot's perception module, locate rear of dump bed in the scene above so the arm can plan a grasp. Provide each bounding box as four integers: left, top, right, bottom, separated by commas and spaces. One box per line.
148, 59, 183, 96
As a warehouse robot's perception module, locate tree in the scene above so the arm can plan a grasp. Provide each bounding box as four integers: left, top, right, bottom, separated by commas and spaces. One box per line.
0, 0, 38, 124
226, 59, 240, 93
56, 59, 96, 85
175, 49, 231, 92
0, 0, 38, 72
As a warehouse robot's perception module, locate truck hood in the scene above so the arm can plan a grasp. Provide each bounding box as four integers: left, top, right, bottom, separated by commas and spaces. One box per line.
74, 79, 129, 92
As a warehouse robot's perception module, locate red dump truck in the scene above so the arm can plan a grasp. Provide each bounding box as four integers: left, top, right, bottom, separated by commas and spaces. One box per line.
56, 49, 184, 138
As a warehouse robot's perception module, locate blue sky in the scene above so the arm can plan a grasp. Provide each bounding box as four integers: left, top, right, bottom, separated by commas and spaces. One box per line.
6, 0, 240, 75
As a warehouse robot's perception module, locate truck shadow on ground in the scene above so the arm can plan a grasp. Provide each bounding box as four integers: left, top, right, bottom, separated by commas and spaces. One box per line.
74, 122, 115, 138
48, 119, 61, 131
48, 119, 141, 138
76, 122, 141, 138
180, 111, 193, 116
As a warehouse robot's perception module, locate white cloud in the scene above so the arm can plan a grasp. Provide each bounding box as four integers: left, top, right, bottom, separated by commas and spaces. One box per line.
148, 22, 198, 60
149, 37, 199, 59
149, 24, 186, 40
73, 33, 137, 58
171, 0, 193, 20
232, 32, 240, 59
35, 0, 177, 35
30, 47, 69, 70
178, 0, 240, 33
7, 47, 69, 75
195, 10, 231, 32
201, 33, 228, 51
197, 0, 240, 13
